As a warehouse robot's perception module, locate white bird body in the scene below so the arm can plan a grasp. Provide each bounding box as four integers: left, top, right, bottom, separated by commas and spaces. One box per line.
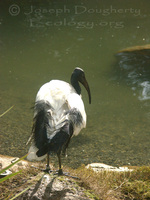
36, 80, 86, 136
27, 68, 91, 175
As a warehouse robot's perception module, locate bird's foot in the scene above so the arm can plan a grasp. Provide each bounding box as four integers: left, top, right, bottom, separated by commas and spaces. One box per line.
54, 169, 79, 179
54, 168, 64, 176
58, 168, 64, 175
42, 165, 53, 174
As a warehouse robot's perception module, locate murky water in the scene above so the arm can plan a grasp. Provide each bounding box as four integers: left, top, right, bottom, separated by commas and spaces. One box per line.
0, 0, 150, 168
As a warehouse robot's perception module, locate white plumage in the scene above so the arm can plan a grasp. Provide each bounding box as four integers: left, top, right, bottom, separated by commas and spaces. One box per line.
27, 68, 91, 175
36, 80, 87, 134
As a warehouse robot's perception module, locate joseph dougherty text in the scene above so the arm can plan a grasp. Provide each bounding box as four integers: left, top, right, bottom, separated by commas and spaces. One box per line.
24, 5, 141, 17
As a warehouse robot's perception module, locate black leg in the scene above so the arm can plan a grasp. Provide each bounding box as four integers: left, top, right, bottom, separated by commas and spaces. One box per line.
31, 153, 53, 173
57, 153, 63, 175
43, 153, 52, 173
46, 154, 50, 170
56, 153, 78, 179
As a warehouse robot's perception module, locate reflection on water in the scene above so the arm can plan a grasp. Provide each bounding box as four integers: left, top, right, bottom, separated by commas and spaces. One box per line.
0, 0, 150, 168
140, 81, 150, 100
115, 51, 150, 100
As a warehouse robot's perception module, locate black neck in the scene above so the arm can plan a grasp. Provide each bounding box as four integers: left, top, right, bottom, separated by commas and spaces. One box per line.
71, 73, 81, 95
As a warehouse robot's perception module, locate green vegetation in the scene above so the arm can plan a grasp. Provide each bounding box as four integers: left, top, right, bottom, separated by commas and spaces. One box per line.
0, 106, 14, 118
73, 165, 150, 200
0, 163, 41, 200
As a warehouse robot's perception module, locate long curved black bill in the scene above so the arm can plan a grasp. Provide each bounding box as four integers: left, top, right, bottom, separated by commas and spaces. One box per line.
82, 78, 91, 104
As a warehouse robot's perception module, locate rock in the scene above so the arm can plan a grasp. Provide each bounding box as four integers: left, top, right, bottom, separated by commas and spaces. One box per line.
117, 44, 150, 56
86, 163, 133, 172
0, 170, 12, 178
0, 155, 92, 200
18, 174, 91, 200
0, 154, 29, 173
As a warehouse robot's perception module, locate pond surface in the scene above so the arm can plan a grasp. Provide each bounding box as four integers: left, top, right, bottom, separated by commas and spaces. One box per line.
0, 0, 150, 168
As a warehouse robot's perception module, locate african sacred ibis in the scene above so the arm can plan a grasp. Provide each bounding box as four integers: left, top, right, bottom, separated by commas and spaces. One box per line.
27, 67, 91, 175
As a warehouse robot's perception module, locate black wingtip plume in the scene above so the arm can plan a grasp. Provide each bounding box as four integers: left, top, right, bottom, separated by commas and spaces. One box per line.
33, 101, 51, 156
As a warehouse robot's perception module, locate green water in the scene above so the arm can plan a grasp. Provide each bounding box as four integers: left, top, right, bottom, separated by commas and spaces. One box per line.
0, 0, 150, 168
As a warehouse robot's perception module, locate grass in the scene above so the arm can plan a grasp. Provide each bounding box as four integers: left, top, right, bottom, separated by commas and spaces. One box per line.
0, 164, 41, 200
0, 106, 14, 118
0, 154, 27, 183
72, 165, 150, 200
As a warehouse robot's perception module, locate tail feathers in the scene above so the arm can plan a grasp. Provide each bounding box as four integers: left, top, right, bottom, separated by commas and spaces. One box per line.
33, 101, 52, 150
27, 101, 52, 161
27, 101, 78, 161
37, 120, 74, 156
48, 121, 74, 153
36, 142, 49, 157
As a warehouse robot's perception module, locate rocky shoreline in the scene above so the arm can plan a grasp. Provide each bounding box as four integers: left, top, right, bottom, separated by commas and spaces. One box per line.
0, 154, 94, 199
0, 154, 132, 175
0, 154, 134, 200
